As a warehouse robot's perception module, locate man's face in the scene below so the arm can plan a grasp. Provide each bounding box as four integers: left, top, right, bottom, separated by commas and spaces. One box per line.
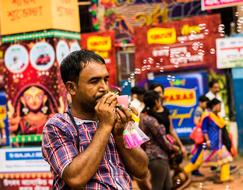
154, 86, 164, 101
211, 83, 220, 94
75, 62, 109, 109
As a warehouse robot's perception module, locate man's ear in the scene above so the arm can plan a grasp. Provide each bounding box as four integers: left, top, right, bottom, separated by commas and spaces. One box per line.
66, 81, 77, 96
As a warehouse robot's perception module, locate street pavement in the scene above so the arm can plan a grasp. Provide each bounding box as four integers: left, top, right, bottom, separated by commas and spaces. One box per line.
186, 156, 243, 190
132, 156, 243, 190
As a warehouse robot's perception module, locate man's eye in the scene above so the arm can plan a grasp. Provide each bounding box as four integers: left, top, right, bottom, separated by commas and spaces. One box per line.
90, 80, 99, 84
104, 77, 109, 82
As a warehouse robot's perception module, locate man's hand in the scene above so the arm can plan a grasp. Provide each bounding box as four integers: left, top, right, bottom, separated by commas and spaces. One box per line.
206, 140, 211, 149
113, 106, 138, 136
172, 145, 180, 152
95, 92, 117, 129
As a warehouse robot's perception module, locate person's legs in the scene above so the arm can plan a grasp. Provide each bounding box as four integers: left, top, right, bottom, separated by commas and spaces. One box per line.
163, 162, 172, 190
184, 145, 204, 174
220, 163, 230, 182
149, 159, 171, 190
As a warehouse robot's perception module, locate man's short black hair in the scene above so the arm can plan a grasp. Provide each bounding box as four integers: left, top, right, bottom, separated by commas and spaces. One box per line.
131, 86, 145, 95
60, 50, 105, 84
209, 79, 219, 88
149, 83, 165, 92
199, 95, 209, 103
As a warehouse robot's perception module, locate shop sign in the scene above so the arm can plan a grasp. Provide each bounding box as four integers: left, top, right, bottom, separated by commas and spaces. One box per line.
164, 87, 196, 107
148, 72, 206, 138
82, 31, 117, 85
0, 0, 80, 35
87, 36, 112, 52
0, 177, 53, 190
0, 147, 50, 173
201, 0, 243, 10
134, 14, 221, 75
147, 28, 176, 45
216, 37, 243, 69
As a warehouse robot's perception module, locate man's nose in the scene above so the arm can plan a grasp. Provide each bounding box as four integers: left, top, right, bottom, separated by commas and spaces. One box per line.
98, 80, 109, 92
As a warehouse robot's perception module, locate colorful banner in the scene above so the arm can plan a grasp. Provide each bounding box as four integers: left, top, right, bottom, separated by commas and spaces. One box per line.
0, 0, 80, 35
0, 48, 4, 89
98, 0, 205, 43
148, 71, 208, 138
216, 37, 243, 69
0, 91, 9, 146
0, 147, 50, 173
2, 32, 81, 146
81, 31, 117, 85
201, 0, 243, 10
134, 14, 221, 79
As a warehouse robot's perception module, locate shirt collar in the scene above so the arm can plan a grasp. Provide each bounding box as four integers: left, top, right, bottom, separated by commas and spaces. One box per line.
73, 117, 97, 125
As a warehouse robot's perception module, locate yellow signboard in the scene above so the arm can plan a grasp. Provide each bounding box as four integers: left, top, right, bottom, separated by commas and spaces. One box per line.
87, 36, 112, 51
147, 27, 176, 45
164, 87, 196, 107
0, 0, 80, 35
181, 24, 201, 36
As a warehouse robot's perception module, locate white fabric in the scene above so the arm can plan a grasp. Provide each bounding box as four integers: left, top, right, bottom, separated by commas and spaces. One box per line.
129, 98, 144, 115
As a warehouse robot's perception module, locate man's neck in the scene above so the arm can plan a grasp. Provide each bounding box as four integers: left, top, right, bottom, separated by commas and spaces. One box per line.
210, 90, 217, 96
70, 104, 97, 121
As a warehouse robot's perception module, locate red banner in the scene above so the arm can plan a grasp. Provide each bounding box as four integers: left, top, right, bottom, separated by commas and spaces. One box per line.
0, 175, 53, 190
81, 31, 117, 85
134, 14, 221, 79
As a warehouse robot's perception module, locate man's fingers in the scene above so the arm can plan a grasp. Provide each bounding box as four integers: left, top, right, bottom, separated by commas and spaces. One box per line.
116, 106, 131, 121
129, 106, 138, 116
116, 108, 127, 123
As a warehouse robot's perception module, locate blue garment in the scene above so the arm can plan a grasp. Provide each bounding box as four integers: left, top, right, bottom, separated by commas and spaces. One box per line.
202, 116, 222, 150
191, 145, 203, 164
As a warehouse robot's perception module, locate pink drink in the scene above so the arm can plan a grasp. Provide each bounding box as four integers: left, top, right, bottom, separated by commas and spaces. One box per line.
117, 95, 129, 108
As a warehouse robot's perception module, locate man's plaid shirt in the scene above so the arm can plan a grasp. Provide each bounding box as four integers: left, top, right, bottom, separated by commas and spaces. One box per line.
42, 113, 132, 190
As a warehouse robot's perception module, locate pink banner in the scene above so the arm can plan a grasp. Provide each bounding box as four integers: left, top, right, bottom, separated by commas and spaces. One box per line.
201, 0, 243, 10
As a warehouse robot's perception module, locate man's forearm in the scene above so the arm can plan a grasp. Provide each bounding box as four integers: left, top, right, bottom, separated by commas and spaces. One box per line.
63, 124, 112, 188
114, 135, 149, 179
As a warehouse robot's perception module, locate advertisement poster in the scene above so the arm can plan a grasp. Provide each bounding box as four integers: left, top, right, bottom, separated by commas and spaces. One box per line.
81, 31, 117, 85
148, 72, 208, 138
216, 37, 243, 69
201, 0, 243, 10
98, 0, 205, 43
0, 145, 53, 190
134, 14, 221, 80
0, 0, 80, 35
0, 147, 50, 173
2, 32, 81, 146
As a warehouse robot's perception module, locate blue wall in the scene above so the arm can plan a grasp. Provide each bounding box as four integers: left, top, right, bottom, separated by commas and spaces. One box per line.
232, 68, 243, 153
